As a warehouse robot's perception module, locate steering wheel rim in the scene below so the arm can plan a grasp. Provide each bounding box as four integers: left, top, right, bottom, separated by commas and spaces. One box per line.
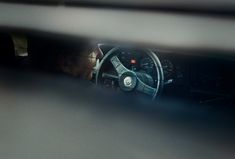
96, 46, 164, 100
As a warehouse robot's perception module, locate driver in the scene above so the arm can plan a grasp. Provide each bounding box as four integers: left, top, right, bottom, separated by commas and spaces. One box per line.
27, 36, 103, 80
55, 43, 103, 80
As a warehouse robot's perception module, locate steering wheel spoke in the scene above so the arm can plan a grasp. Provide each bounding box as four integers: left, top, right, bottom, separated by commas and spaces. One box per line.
102, 73, 119, 79
110, 56, 130, 76
136, 78, 157, 97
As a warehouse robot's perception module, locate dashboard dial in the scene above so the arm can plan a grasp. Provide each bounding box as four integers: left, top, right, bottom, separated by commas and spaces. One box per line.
140, 57, 154, 73
161, 59, 174, 78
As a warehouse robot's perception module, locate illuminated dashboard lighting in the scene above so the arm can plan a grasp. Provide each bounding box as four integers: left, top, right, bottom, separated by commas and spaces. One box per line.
131, 59, 136, 64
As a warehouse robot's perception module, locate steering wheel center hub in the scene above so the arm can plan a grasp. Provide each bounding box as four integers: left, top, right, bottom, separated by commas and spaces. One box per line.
123, 76, 133, 87
119, 72, 137, 91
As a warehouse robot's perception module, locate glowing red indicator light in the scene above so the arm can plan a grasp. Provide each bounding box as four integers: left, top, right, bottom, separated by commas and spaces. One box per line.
131, 59, 136, 64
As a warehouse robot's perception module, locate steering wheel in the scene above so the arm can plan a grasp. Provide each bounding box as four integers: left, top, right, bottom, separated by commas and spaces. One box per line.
96, 46, 164, 100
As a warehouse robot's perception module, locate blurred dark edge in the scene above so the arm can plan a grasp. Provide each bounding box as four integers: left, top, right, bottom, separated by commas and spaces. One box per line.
0, 67, 234, 158
1, 0, 235, 17
1, 67, 234, 130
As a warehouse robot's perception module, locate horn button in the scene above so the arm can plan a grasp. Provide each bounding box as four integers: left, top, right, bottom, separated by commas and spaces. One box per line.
119, 72, 137, 91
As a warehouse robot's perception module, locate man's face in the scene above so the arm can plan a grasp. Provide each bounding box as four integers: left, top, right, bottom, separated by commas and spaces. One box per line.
60, 46, 103, 80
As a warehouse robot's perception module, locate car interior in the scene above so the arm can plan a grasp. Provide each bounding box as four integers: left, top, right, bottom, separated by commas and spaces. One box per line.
0, 1, 234, 159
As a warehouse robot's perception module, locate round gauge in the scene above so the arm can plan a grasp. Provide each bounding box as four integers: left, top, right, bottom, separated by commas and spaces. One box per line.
161, 59, 174, 78
140, 57, 154, 71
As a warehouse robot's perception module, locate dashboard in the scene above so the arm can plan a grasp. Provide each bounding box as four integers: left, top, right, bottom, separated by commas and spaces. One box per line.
94, 44, 235, 105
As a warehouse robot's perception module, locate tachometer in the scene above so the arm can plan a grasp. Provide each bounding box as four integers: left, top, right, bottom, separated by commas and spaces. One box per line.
161, 59, 174, 78
140, 57, 154, 73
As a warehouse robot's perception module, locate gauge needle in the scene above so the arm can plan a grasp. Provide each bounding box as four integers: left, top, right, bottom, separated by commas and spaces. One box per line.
102, 73, 119, 79
141, 63, 148, 66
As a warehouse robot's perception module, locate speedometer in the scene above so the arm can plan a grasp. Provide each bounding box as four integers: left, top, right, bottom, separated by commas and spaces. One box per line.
161, 59, 174, 78
140, 57, 154, 73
